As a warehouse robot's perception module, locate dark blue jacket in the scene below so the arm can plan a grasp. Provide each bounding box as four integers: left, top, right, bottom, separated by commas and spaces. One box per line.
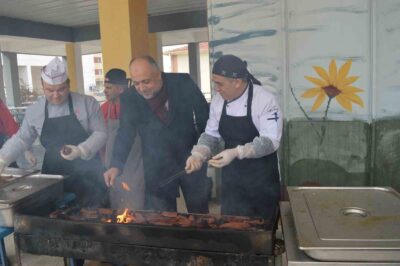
111, 73, 209, 196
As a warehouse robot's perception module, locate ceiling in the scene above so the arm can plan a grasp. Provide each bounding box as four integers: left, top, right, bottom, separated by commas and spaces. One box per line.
0, 0, 207, 27
0, 0, 208, 56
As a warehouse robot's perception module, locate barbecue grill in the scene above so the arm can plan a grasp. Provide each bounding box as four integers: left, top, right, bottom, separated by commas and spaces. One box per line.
14, 203, 278, 265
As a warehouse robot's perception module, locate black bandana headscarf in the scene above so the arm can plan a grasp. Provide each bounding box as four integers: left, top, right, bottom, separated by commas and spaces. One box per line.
212, 54, 261, 85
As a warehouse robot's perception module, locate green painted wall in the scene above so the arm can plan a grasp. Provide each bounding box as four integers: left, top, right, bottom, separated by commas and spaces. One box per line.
281, 120, 371, 187
373, 120, 400, 191
281, 120, 400, 191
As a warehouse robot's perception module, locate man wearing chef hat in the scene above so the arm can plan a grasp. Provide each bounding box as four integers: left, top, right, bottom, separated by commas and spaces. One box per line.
0, 57, 108, 207
185, 54, 282, 220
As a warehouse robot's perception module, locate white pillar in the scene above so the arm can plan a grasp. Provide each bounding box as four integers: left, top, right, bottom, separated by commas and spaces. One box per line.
27, 65, 33, 92
2, 52, 21, 107
0, 52, 6, 102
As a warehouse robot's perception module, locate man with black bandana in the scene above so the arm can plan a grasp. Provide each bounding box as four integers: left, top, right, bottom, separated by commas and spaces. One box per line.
104, 55, 210, 214
186, 54, 282, 220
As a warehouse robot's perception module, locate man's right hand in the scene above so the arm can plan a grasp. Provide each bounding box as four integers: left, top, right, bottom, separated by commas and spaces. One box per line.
185, 155, 204, 174
104, 167, 120, 187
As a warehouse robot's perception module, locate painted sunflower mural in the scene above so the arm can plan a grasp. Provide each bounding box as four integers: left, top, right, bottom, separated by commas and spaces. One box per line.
302, 59, 364, 114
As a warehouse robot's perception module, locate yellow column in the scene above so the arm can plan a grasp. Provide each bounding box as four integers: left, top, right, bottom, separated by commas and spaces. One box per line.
65, 43, 78, 92
148, 33, 163, 69
148, 33, 158, 62
98, 0, 149, 74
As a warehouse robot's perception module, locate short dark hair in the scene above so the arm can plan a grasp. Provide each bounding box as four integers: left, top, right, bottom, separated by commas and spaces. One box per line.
129, 55, 160, 71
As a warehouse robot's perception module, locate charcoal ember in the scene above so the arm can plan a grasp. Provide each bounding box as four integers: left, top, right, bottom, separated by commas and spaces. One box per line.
193, 215, 216, 228
98, 208, 113, 215
248, 218, 265, 226
151, 220, 175, 226
80, 208, 98, 219
69, 215, 91, 221
49, 210, 64, 219
161, 211, 178, 218
134, 212, 147, 224
142, 212, 164, 221
61, 145, 72, 155
219, 221, 251, 230
101, 217, 113, 223
207, 216, 217, 225
222, 215, 250, 223
49, 208, 75, 220
144, 213, 176, 226
176, 215, 193, 227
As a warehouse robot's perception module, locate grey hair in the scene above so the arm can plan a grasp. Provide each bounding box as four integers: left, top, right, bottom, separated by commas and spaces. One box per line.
129, 55, 160, 71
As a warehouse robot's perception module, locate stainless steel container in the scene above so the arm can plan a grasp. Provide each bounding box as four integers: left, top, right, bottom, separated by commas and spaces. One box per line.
287, 187, 400, 262
0, 168, 36, 187
0, 172, 63, 227
280, 201, 400, 266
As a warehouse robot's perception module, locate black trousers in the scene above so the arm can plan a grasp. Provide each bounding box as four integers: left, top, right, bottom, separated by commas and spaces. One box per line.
145, 165, 211, 214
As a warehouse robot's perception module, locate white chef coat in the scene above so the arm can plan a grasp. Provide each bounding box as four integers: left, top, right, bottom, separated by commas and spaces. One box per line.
0, 92, 107, 163
205, 83, 282, 152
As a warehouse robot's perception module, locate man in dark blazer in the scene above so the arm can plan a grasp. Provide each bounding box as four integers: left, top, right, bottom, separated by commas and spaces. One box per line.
104, 55, 210, 213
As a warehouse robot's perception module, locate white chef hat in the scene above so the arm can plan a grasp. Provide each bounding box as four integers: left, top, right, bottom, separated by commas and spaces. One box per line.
41, 57, 68, 85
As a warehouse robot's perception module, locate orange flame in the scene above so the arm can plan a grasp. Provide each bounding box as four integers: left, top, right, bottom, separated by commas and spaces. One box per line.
116, 208, 135, 223
121, 182, 131, 191
117, 209, 128, 223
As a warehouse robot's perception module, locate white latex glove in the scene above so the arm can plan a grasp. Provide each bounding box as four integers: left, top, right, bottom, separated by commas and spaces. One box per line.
104, 167, 120, 187
185, 154, 204, 174
208, 148, 239, 168
0, 158, 7, 175
60, 145, 84, 161
24, 150, 37, 167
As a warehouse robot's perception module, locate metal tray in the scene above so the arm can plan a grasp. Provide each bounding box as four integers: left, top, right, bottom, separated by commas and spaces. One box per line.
0, 174, 63, 227
0, 167, 36, 188
280, 202, 400, 265
287, 187, 400, 262
2, 167, 33, 176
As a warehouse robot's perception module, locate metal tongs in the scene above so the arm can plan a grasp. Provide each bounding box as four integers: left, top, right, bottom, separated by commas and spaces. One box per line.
19, 169, 41, 179
158, 169, 187, 189
0, 169, 40, 188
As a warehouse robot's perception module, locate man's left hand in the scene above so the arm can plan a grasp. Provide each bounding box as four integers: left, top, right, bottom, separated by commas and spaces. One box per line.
60, 145, 82, 160
208, 148, 238, 168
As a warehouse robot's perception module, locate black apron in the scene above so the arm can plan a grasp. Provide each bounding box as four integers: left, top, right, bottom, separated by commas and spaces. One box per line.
40, 95, 108, 207
218, 82, 280, 220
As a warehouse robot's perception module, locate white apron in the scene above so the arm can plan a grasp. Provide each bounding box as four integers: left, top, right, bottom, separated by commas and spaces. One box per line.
104, 103, 145, 210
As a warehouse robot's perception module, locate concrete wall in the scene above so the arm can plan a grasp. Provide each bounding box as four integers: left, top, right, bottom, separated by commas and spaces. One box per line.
208, 0, 400, 189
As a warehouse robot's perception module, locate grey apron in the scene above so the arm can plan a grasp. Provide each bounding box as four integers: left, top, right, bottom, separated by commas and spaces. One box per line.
104, 102, 145, 210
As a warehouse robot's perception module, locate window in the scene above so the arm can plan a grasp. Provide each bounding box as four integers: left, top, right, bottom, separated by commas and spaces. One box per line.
162, 43, 211, 101
96, 80, 104, 87
94, 69, 103, 75
94, 57, 102, 63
